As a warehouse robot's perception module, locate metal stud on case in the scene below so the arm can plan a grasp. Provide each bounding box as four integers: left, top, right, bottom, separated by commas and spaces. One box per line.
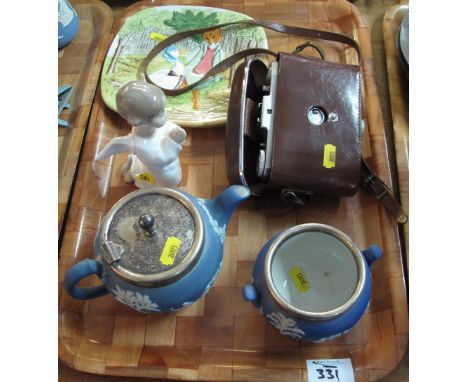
307, 106, 327, 126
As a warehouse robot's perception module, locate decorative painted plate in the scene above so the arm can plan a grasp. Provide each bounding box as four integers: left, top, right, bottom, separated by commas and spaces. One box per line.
100, 6, 268, 127
398, 11, 409, 66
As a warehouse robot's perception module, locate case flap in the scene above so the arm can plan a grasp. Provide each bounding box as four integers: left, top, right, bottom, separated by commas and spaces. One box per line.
269, 53, 362, 196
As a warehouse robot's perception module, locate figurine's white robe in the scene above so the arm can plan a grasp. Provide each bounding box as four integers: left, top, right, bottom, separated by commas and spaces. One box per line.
95, 121, 185, 188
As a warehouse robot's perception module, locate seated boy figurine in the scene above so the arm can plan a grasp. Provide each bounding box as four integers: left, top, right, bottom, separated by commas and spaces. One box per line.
95, 80, 186, 188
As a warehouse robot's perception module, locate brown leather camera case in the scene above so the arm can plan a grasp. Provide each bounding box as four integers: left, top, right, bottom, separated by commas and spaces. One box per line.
226, 53, 362, 197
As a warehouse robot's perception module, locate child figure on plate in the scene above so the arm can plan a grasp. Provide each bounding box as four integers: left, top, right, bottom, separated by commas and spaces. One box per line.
95, 80, 186, 188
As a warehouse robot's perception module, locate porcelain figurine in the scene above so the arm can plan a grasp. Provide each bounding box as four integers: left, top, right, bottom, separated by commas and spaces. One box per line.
58, 0, 79, 49
242, 223, 382, 342
64, 185, 250, 313
95, 80, 186, 188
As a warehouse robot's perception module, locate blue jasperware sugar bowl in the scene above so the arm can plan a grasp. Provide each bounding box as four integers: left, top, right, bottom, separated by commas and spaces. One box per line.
242, 223, 382, 342
64, 185, 249, 312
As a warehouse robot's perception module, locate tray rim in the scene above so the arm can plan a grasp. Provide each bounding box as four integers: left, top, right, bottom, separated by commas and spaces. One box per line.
58, 1, 409, 380
58, 0, 114, 235
383, 2, 409, 269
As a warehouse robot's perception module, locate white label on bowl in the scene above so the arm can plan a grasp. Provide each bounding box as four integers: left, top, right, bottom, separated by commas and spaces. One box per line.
307, 358, 354, 382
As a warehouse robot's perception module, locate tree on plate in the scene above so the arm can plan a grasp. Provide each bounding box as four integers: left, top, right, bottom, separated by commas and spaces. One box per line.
106, 9, 174, 74
163, 10, 220, 43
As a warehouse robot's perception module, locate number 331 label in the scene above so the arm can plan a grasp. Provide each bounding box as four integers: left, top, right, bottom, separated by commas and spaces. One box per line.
307, 359, 354, 382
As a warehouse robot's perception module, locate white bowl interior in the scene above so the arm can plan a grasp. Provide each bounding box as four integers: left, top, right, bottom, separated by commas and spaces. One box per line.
270, 231, 358, 313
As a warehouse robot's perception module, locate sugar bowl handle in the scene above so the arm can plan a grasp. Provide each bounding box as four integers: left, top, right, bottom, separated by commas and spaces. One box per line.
242, 285, 260, 308
362, 245, 383, 267
64, 259, 109, 300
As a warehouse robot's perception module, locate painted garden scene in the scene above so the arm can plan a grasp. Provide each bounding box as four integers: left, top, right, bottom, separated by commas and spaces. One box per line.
101, 6, 268, 127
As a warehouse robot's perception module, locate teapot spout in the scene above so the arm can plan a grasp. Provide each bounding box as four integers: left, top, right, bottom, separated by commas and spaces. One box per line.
208, 185, 250, 228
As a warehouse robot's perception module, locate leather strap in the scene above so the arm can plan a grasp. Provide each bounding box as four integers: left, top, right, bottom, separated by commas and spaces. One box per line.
280, 161, 408, 224
140, 20, 361, 95
145, 48, 278, 96
140, 20, 407, 224
292, 42, 325, 60
360, 159, 408, 224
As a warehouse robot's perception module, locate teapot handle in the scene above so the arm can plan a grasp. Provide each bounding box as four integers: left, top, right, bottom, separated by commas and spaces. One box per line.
64, 259, 109, 300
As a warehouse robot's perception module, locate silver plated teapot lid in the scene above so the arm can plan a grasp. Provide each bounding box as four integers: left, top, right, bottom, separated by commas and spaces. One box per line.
99, 188, 204, 287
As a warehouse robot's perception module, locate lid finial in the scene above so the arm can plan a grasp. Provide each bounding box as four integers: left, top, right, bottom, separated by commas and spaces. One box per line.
139, 213, 157, 237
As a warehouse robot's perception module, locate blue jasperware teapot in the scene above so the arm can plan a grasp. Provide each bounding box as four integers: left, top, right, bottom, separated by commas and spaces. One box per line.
64, 185, 249, 312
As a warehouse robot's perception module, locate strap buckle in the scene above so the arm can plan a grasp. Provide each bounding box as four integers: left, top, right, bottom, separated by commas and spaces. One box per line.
361, 173, 389, 200
292, 42, 325, 60
360, 159, 408, 224
280, 189, 313, 206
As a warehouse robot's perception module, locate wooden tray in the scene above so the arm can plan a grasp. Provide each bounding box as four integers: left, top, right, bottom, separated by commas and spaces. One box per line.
58, 1, 408, 381
58, 0, 113, 235
383, 2, 409, 269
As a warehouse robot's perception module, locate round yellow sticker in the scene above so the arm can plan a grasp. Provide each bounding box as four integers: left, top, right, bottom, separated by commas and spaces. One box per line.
135, 173, 155, 184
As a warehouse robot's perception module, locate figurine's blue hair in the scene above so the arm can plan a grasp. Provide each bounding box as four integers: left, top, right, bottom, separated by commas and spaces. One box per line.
163, 45, 178, 64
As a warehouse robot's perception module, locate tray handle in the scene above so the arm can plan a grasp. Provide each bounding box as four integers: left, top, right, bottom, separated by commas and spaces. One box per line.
64, 259, 109, 300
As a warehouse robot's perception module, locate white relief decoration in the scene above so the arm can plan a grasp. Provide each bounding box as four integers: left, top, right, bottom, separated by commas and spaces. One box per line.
169, 301, 194, 312
312, 328, 352, 343
266, 311, 305, 340
198, 199, 226, 243
112, 285, 161, 312
58, 0, 74, 28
